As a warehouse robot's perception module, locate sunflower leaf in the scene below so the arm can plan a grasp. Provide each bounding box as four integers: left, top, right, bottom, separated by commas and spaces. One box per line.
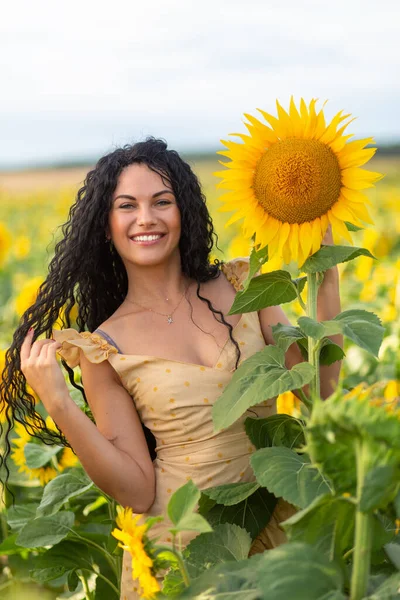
198, 487, 277, 540
298, 317, 343, 341
345, 222, 364, 232
333, 309, 384, 357
36, 469, 93, 517
302, 245, 375, 273
167, 480, 213, 535
250, 447, 330, 509
242, 245, 269, 292
212, 346, 314, 431
229, 271, 297, 314
24, 443, 63, 469
200, 482, 260, 506
271, 323, 306, 352
16, 511, 75, 548
245, 414, 305, 450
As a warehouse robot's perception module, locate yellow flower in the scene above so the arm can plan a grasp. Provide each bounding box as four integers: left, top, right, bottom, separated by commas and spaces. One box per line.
277, 391, 300, 416
0, 222, 12, 267
11, 421, 58, 486
215, 98, 383, 265
112, 506, 160, 599
13, 236, 31, 259
384, 381, 400, 402
10, 416, 76, 485
14, 276, 44, 317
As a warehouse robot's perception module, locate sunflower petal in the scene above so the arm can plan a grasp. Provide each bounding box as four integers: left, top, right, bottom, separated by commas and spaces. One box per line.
311, 218, 322, 254
342, 168, 384, 190
328, 212, 354, 243
299, 222, 313, 258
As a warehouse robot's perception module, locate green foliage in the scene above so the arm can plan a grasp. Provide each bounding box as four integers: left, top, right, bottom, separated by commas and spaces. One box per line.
24, 443, 63, 469
199, 486, 277, 540
251, 447, 330, 509
241, 244, 269, 291
302, 245, 375, 273
167, 479, 213, 535
16, 511, 75, 547
245, 414, 305, 450
228, 270, 298, 314
212, 345, 314, 431
36, 469, 93, 516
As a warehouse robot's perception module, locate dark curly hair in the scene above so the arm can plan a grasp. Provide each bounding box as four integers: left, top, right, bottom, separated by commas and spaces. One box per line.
0, 137, 241, 482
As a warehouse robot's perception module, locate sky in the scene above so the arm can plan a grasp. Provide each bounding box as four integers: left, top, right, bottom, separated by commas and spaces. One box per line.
1, 0, 399, 168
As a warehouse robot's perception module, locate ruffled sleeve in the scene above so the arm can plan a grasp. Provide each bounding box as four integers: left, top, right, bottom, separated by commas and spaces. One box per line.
220, 257, 254, 292
53, 329, 119, 369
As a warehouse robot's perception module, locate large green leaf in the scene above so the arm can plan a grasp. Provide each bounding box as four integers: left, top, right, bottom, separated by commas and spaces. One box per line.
212, 346, 314, 431
24, 442, 63, 468
16, 511, 75, 547
333, 309, 384, 357
302, 245, 375, 273
167, 479, 212, 535
200, 482, 260, 506
199, 487, 277, 541
178, 553, 264, 599
271, 323, 306, 352
179, 543, 344, 600
184, 524, 252, 579
364, 573, 400, 599
251, 447, 330, 509
360, 465, 399, 512
6, 504, 38, 532
228, 271, 297, 314
0, 533, 30, 556
283, 493, 355, 558
298, 317, 343, 341
256, 542, 344, 600
37, 469, 93, 516
245, 414, 305, 450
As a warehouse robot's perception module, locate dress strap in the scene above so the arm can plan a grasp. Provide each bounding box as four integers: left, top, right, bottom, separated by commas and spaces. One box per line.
93, 329, 123, 354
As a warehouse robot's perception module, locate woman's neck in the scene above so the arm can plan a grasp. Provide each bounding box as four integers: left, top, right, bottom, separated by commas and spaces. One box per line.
124, 257, 190, 306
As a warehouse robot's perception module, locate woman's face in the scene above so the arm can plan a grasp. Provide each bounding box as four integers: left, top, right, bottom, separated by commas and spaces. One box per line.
108, 163, 181, 267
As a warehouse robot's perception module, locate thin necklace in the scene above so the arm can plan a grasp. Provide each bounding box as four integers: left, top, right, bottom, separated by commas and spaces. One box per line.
125, 284, 188, 325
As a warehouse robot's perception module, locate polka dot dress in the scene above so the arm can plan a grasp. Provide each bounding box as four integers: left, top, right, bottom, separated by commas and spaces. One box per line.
54, 258, 295, 599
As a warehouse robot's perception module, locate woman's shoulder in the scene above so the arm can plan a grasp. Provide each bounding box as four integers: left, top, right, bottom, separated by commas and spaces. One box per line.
53, 327, 120, 369
219, 256, 251, 292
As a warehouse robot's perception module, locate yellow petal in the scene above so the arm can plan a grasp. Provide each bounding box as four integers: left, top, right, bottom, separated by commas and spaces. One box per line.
341, 187, 372, 206
338, 148, 377, 169
347, 201, 374, 224
342, 168, 383, 190
257, 215, 280, 247
328, 212, 353, 243
299, 222, 313, 258
331, 201, 359, 223
289, 223, 299, 263
311, 218, 322, 254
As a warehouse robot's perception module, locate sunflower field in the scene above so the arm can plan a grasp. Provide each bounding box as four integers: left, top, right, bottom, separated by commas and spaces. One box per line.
0, 131, 399, 600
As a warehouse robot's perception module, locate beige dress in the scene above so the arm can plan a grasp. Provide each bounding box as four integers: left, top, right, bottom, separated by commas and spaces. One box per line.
54, 258, 295, 600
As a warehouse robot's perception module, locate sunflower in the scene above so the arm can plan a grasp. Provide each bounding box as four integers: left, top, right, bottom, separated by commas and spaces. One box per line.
112, 506, 160, 599
215, 98, 383, 265
10, 417, 79, 485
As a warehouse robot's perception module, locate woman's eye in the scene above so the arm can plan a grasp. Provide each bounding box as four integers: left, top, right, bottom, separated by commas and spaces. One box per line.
156, 200, 172, 206
120, 203, 135, 209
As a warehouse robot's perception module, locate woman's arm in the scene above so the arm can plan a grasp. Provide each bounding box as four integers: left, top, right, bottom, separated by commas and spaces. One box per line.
20, 330, 155, 512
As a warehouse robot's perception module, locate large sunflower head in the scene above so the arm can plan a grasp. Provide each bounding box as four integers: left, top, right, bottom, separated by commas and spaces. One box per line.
215, 98, 383, 265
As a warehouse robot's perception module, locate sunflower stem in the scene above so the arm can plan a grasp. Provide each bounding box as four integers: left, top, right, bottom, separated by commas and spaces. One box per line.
350, 439, 373, 600
306, 272, 321, 403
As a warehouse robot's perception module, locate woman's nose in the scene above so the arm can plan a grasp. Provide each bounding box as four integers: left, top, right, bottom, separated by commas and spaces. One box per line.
137, 206, 156, 227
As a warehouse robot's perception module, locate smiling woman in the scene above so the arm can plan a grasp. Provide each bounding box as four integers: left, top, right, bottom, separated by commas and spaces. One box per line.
1, 136, 340, 599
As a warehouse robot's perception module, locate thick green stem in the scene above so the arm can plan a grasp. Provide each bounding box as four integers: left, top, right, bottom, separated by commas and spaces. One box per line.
307, 272, 320, 401
350, 440, 373, 600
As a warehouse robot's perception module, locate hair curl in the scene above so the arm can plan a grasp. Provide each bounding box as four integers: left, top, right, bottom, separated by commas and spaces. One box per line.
0, 137, 241, 481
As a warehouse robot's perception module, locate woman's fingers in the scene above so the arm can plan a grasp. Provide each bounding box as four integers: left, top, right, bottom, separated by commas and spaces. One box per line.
29, 338, 55, 360
20, 328, 35, 363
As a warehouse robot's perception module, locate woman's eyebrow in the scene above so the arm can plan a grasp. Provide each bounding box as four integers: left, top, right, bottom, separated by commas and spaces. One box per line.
113, 190, 174, 203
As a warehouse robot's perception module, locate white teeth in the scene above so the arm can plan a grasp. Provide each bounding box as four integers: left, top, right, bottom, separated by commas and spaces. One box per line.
132, 235, 163, 242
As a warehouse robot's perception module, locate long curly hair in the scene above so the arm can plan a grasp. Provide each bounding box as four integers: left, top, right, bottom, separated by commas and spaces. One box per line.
0, 137, 241, 479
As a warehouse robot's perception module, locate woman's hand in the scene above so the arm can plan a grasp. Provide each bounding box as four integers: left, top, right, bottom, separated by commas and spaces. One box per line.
20, 329, 70, 416
322, 224, 334, 246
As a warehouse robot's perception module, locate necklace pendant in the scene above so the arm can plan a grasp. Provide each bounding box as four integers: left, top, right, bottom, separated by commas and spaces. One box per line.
167, 315, 173, 325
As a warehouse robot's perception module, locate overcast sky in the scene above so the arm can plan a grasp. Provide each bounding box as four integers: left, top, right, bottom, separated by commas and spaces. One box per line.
1, 0, 399, 168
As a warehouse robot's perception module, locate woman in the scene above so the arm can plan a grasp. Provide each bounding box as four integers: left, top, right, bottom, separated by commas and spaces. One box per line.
1, 138, 341, 598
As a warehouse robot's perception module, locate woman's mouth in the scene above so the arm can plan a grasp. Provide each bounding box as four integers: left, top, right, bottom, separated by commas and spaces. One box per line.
130, 234, 166, 246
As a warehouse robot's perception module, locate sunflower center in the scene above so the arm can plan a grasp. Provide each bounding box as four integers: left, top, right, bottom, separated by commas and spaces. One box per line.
253, 138, 342, 224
